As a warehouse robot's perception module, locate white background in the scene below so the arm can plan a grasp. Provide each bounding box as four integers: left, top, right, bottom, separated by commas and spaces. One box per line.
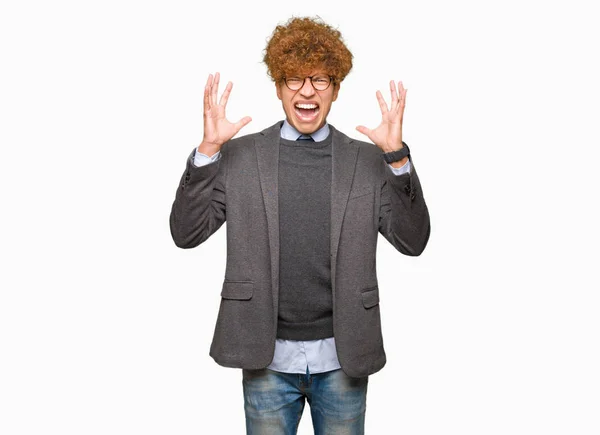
1, 0, 599, 434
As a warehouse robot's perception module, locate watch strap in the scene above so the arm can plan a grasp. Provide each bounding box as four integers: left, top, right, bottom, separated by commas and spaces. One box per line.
382, 142, 410, 163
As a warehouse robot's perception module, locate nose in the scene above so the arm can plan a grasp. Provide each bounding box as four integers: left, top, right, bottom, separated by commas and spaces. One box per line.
299, 77, 316, 97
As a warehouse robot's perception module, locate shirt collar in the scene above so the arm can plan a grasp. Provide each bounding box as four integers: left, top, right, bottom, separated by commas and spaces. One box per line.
281, 119, 330, 142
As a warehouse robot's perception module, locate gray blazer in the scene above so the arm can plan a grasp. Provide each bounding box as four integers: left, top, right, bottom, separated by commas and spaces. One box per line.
170, 120, 430, 378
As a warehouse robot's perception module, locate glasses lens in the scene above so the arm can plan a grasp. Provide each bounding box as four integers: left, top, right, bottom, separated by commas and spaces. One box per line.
285, 76, 331, 91
286, 77, 303, 90
312, 76, 331, 90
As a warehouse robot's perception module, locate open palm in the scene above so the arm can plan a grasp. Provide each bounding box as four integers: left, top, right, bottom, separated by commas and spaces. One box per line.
356, 80, 407, 152
202, 72, 252, 148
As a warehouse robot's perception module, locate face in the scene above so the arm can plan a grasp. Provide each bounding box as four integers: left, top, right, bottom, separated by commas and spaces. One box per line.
276, 70, 340, 134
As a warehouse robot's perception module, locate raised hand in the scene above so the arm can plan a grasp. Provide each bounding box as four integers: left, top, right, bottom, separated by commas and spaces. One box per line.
200, 72, 252, 152
356, 80, 407, 153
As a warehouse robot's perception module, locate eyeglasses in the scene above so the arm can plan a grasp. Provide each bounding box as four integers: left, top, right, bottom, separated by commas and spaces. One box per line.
283, 75, 334, 91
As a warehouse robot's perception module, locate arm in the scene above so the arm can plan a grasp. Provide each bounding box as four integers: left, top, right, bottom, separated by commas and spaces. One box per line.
169, 71, 250, 249
356, 79, 430, 254
169, 147, 227, 248
378, 154, 430, 256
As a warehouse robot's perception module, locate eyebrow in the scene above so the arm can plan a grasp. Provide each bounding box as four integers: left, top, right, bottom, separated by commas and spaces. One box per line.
288, 73, 329, 77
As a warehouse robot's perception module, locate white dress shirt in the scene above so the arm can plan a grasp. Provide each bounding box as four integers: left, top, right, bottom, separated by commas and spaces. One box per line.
192, 120, 411, 374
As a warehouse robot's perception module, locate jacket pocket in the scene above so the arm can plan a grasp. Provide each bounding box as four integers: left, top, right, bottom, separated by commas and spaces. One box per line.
221, 280, 254, 300
361, 286, 380, 309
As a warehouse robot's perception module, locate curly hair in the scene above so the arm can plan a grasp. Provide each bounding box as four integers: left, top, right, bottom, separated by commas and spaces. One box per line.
262, 16, 353, 84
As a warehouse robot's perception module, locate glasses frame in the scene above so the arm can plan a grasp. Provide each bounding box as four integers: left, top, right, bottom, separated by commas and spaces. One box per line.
282, 75, 336, 92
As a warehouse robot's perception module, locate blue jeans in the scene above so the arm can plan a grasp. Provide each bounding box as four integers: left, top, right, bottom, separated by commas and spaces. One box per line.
242, 367, 369, 435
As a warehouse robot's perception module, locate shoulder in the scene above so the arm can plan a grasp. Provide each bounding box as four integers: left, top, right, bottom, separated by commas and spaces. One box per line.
221, 121, 282, 155
220, 130, 261, 156
331, 125, 383, 160
354, 138, 383, 158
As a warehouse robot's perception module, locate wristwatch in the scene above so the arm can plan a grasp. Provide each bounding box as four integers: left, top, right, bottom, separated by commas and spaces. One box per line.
382, 142, 410, 163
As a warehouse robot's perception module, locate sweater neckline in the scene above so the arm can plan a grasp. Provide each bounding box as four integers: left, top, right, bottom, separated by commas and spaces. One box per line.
279, 133, 332, 149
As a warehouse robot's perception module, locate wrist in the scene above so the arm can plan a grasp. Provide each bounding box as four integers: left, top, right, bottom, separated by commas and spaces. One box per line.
389, 156, 409, 168
382, 146, 403, 153
198, 141, 221, 157
382, 142, 410, 164
381, 140, 407, 153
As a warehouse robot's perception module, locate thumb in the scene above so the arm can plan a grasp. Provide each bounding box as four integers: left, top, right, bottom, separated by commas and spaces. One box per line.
356, 125, 372, 139
234, 116, 252, 132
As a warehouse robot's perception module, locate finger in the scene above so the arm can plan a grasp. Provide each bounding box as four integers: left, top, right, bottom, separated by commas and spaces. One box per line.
397, 81, 406, 113
390, 80, 398, 111
204, 74, 212, 113
211, 72, 220, 108
376, 90, 389, 116
399, 84, 407, 118
219, 81, 233, 107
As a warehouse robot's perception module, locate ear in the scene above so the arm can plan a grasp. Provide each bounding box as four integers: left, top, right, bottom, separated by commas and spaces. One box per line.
332, 82, 340, 102
276, 82, 282, 101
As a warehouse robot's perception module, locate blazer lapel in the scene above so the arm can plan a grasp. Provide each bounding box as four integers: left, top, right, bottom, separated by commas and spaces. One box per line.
255, 121, 284, 326
329, 124, 359, 292
254, 121, 359, 319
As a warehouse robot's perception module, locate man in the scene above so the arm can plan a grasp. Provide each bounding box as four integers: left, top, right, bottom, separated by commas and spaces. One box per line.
170, 16, 430, 435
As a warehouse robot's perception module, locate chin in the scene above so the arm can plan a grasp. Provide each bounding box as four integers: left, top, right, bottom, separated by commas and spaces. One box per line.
289, 117, 324, 134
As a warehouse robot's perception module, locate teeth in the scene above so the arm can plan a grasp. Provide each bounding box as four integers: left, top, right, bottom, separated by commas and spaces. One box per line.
295, 103, 318, 109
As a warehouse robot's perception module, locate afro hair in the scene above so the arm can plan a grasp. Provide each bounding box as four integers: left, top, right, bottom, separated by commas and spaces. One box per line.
262, 16, 354, 84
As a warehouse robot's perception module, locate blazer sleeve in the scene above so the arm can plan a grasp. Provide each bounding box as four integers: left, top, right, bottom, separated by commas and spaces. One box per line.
378, 154, 431, 256
169, 144, 228, 249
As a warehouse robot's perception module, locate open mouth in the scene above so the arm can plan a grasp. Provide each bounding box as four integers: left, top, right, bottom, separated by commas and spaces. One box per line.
294, 103, 320, 121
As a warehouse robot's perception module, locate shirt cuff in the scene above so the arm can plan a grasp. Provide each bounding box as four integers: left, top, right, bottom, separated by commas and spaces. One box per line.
388, 159, 411, 176
193, 149, 221, 167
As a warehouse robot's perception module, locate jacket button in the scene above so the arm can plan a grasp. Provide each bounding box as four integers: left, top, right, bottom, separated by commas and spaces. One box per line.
404, 184, 411, 194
